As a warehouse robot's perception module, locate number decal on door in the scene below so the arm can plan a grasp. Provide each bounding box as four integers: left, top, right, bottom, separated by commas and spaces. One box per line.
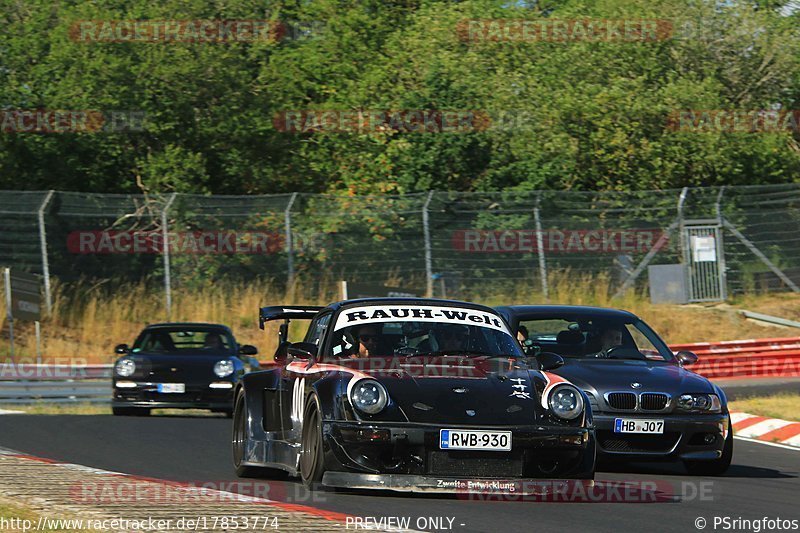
291, 377, 305, 423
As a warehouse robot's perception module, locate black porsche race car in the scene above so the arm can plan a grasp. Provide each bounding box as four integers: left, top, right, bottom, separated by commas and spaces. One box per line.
497, 305, 732, 476
232, 298, 596, 494
112, 322, 260, 416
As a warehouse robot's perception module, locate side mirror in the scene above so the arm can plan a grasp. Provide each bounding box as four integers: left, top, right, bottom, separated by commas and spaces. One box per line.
537, 351, 565, 371
239, 344, 258, 356
287, 342, 317, 361
676, 350, 698, 366
114, 344, 130, 355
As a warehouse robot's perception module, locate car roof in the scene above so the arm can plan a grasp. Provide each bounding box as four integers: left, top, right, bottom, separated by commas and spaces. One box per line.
325, 297, 500, 314
496, 305, 639, 321
143, 322, 233, 333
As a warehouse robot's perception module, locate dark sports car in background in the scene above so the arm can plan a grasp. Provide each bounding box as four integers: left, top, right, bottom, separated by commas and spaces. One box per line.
497, 305, 732, 476
112, 322, 260, 416
232, 298, 596, 493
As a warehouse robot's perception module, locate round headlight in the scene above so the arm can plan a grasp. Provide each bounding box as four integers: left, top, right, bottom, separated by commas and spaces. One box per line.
548, 385, 584, 420
115, 358, 136, 377
214, 359, 235, 378
350, 379, 388, 415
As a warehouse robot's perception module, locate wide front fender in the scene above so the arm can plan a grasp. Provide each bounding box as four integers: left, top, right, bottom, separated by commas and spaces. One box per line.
309, 375, 347, 420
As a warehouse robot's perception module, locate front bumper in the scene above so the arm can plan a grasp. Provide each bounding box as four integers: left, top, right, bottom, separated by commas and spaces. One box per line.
112, 380, 234, 410
593, 413, 729, 460
322, 472, 595, 495
322, 421, 594, 479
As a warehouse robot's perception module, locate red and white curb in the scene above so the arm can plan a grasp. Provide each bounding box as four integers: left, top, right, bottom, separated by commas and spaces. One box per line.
731, 411, 800, 448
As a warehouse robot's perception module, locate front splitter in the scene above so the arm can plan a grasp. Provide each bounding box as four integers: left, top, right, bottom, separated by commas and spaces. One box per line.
322, 472, 594, 496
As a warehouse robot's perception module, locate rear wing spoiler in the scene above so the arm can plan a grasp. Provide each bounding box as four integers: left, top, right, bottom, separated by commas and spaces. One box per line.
259, 305, 323, 329
259, 305, 323, 346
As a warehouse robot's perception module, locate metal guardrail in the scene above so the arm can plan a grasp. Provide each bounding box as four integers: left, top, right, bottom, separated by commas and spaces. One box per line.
0, 381, 111, 404
0, 364, 112, 404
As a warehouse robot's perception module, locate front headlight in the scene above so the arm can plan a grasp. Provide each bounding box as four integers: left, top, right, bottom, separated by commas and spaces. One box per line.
676, 393, 721, 413
350, 379, 388, 415
213, 359, 235, 378
115, 358, 136, 377
548, 385, 584, 420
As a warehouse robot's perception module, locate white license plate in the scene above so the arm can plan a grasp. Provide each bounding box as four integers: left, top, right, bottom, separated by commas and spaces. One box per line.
439, 429, 512, 451
614, 418, 664, 434
157, 383, 185, 393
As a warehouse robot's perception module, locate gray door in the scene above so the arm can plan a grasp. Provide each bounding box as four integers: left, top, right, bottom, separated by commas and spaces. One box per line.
683, 223, 726, 302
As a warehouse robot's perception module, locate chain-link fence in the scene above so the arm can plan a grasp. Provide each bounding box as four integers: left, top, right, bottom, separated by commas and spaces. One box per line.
2, 184, 799, 314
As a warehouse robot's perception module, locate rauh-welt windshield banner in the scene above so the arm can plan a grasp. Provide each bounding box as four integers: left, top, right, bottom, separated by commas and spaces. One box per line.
334, 305, 511, 334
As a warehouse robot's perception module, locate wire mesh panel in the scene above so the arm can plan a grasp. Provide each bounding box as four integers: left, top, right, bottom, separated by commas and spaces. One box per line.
0, 191, 50, 274
2, 185, 800, 308
429, 190, 685, 298
719, 185, 800, 293
166, 193, 296, 289
291, 193, 429, 292
45, 192, 167, 284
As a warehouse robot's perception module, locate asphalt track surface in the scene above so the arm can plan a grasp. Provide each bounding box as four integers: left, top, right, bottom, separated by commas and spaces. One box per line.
1, 415, 798, 532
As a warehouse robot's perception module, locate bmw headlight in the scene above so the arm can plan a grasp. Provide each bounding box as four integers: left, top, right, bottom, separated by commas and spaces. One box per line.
548, 385, 584, 420
213, 359, 235, 378
350, 379, 388, 415
676, 393, 721, 413
115, 358, 136, 377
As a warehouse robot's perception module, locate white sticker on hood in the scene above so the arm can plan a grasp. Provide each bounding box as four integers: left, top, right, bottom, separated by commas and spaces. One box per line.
333, 305, 511, 334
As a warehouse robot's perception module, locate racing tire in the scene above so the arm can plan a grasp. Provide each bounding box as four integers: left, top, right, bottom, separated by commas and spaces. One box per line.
683, 420, 733, 476
299, 395, 326, 489
232, 389, 285, 479
112, 407, 150, 416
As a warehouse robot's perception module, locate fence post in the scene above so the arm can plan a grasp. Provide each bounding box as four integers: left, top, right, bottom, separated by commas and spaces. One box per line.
161, 193, 177, 320
715, 186, 728, 300
38, 190, 55, 315
3, 268, 13, 360
534, 194, 548, 299
284, 192, 299, 289
423, 191, 435, 297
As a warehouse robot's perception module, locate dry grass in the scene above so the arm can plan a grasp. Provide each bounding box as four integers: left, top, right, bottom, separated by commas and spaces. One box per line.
729, 393, 800, 423
1, 273, 799, 364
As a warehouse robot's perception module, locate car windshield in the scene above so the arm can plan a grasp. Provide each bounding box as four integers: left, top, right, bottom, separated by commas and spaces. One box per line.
326, 304, 522, 360
517, 316, 674, 362
132, 328, 235, 355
